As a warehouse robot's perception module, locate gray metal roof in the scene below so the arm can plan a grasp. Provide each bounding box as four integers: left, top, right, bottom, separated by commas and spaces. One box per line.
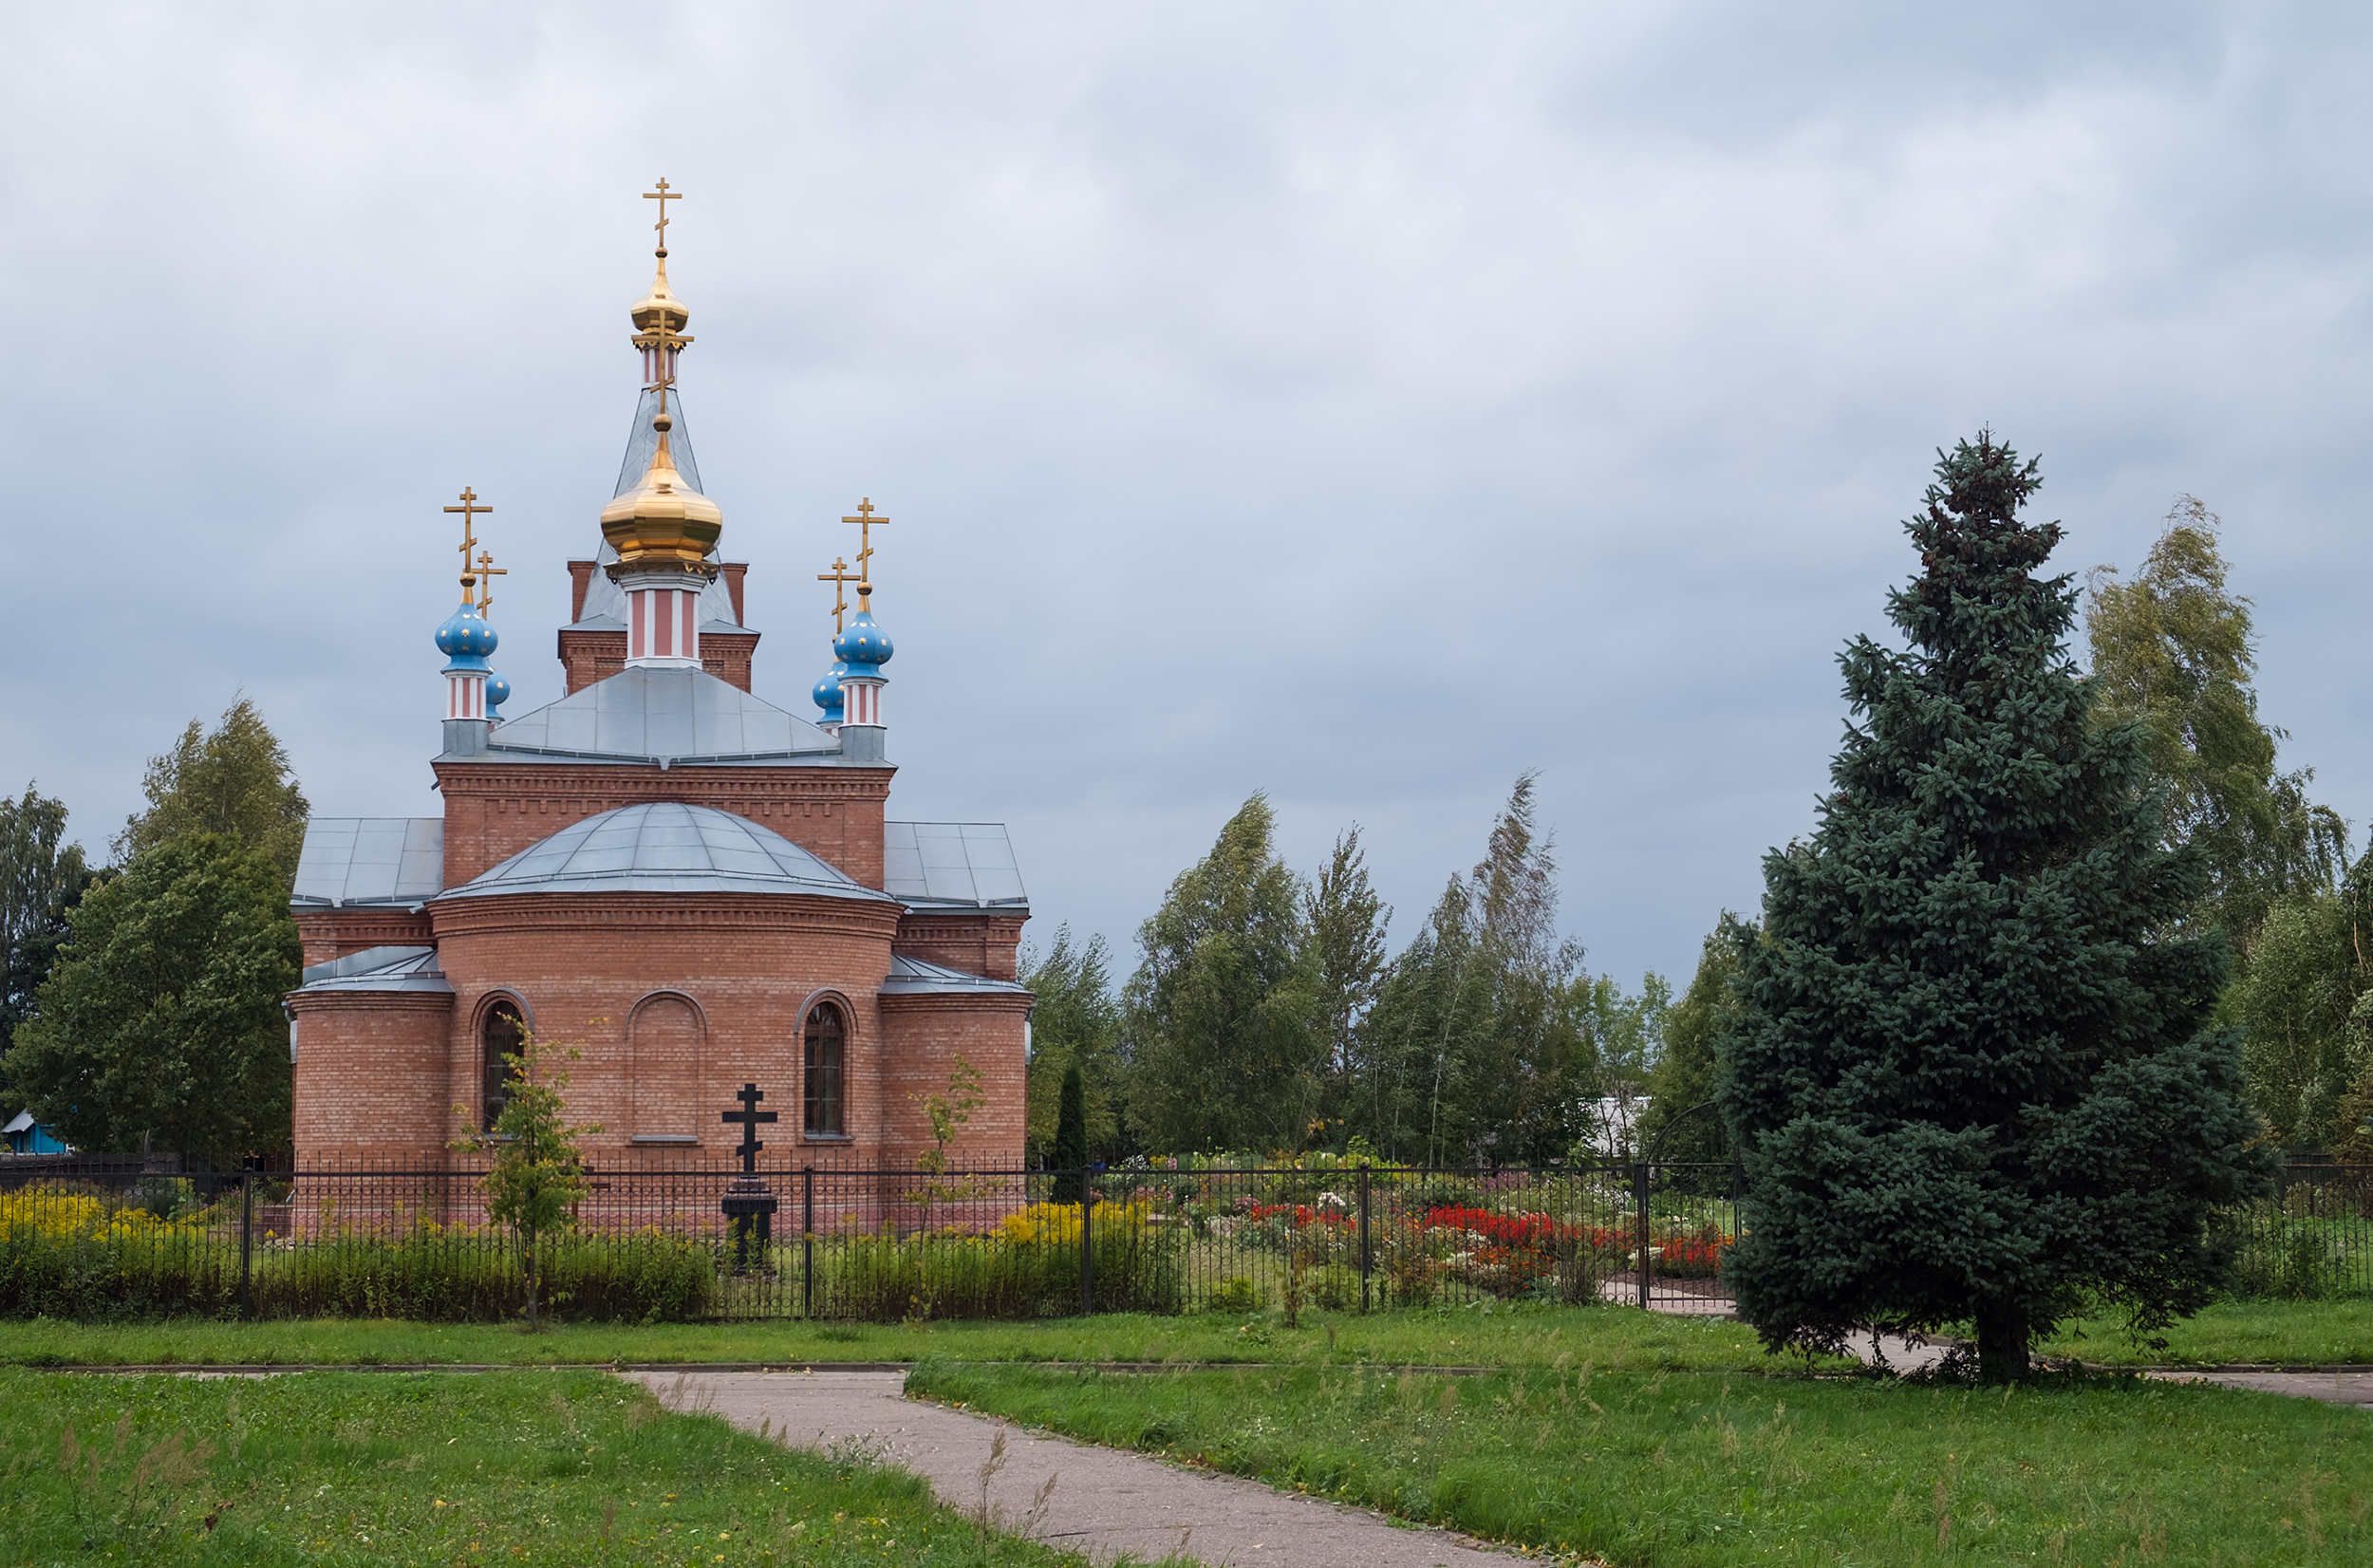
292, 818, 444, 905
293, 945, 452, 995
883, 822, 1028, 908
570, 541, 742, 631
438, 801, 898, 904
880, 952, 1032, 997
476, 666, 839, 765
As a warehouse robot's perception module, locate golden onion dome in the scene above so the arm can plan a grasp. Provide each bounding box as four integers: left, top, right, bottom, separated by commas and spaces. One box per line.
629, 252, 690, 334
599, 413, 722, 570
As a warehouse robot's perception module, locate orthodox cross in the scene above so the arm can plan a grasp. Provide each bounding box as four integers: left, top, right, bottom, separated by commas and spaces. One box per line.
841, 499, 888, 595
644, 177, 683, 251
720, 1082, 776, 1174
816, 556, 855, 632
474, 549, 508, 614
444, 488, 491, 598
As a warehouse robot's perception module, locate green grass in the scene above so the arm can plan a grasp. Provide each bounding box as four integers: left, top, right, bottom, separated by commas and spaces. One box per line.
909, 1360, 2373, 1567
2040, 1298, 2373, 1368
0, 1366, 1093, 1566
0, 1301, 1829, 1373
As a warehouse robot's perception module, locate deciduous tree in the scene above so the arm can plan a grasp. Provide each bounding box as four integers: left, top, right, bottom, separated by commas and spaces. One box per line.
2, 784, 101, 1072
2086, 499, 2344, 950
452, 1029, 600, 1327
1122, 793, 1318, 1154
115, 698, 310, 885
5, 834, 299, 1162
1351, 776, 1599, 1166
1019, 925, 1124, 1163
1635, 912, 1754, 1166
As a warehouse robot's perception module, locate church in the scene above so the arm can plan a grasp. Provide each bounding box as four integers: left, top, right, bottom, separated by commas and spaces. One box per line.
284, 188, 1032, 1171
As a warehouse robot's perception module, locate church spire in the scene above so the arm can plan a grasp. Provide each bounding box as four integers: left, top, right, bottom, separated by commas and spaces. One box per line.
603, 179, 721, 669
833, 500, 893, 759
630, 177, 693, 391
437, 488, 499, 755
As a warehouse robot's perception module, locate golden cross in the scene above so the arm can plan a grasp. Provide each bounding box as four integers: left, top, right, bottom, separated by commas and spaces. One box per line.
841, 498, 888, 593
816, 556, 856, 633
644, 177, 683, 251
474, 549, 508, 614
444, 488, 492, 596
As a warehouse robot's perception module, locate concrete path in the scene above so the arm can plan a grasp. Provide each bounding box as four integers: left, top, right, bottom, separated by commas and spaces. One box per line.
628, 1369, 1524, 1568
2146, 1369, 2373, 1408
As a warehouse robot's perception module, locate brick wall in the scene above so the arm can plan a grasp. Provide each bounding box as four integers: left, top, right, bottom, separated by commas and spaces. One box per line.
432, 762, 892, 889
876, 992, 1033, 1167
293, 909, 435, 968
421, 890, 920, 1167
288, 989, 454, 1163
892, 912, 1029, 981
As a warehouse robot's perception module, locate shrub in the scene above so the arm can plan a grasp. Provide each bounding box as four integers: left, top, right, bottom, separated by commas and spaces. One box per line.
1205, 1277, 1260, 1315
0, 1186, 716, 1323
817, 1201, 1182, 1321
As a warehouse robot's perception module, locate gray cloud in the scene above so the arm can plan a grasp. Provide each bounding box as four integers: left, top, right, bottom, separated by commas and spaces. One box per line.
5, 1, 2369, 990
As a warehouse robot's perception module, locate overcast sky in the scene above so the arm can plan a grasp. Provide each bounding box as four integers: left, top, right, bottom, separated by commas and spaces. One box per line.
5, 2, 2370, 994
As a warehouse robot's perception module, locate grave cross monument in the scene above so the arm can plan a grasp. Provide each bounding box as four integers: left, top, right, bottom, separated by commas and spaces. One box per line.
719, 1082, 780, 1271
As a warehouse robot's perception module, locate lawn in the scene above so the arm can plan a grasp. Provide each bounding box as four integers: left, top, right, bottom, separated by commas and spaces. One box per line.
2040, 1298, 2373, 1368
0, 1300, 1825, 1373
909, 1359, 2373, 1567
0, 1366, 1093, 1566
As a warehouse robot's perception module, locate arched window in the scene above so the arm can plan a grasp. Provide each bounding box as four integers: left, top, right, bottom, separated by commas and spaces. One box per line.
804, 1001, 846, 1136
481, 999, 526, 1130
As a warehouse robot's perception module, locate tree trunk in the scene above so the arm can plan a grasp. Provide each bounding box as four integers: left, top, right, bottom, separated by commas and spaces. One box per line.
1975, 1303, 2029, 1382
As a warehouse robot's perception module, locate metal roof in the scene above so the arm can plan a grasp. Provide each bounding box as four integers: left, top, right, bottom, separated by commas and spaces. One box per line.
880, 952, 1032, 997
292, 818, 444, 905
474, 666, 840, 765
293, 944, 453, 995
438, 801, 898, 904
883, 822, 1028, 908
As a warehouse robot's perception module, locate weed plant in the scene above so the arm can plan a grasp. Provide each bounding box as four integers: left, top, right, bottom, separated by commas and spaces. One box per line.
911, 1360, 2373, 1566
0, 1367, 1086, 1565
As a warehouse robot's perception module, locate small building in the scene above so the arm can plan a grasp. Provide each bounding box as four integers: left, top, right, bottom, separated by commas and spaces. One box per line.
4, 1111, 69, 1156
283, 199, 1032, 1171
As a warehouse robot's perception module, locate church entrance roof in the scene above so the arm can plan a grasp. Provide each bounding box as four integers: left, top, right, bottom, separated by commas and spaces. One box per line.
437, 801, 897, 903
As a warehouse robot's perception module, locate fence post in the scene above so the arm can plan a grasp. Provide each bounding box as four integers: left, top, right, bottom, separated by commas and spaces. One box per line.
239, 1168, 253, 1319
1079, 1169, 1094, 1316
1635, 1159, 1651, 1309
801, 1167, 815, 1320
1357, 1166, 1372, 1314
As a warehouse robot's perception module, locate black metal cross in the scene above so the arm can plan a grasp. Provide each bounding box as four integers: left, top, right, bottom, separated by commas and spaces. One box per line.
721, 1082, 776, 1174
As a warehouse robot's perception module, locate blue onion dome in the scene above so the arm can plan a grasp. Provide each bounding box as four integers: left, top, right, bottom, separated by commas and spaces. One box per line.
436, 601, 496, 670
485, 670, 513, 712
832, 607, 893, 671
812, 661, 846, 721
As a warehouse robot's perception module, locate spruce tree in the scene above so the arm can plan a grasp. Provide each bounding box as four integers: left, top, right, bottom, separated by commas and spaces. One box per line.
1720, 434, 2272, 1380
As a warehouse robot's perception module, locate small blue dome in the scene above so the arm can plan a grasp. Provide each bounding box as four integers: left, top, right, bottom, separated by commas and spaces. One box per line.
833, 608, 893, 671
436, 601, 498, 671
812, 661, 846, 721
485, 670, 513, 712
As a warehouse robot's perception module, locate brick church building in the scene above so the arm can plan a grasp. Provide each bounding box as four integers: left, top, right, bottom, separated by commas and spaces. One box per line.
285, 200, 1031, 1170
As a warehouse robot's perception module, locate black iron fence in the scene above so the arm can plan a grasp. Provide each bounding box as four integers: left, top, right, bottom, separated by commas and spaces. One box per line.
3, 1154, 2361, 1322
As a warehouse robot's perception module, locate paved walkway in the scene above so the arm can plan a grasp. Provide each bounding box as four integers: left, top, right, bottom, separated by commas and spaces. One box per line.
627, 1369, 1524, 1568
2145, 1368, 2373, 1407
